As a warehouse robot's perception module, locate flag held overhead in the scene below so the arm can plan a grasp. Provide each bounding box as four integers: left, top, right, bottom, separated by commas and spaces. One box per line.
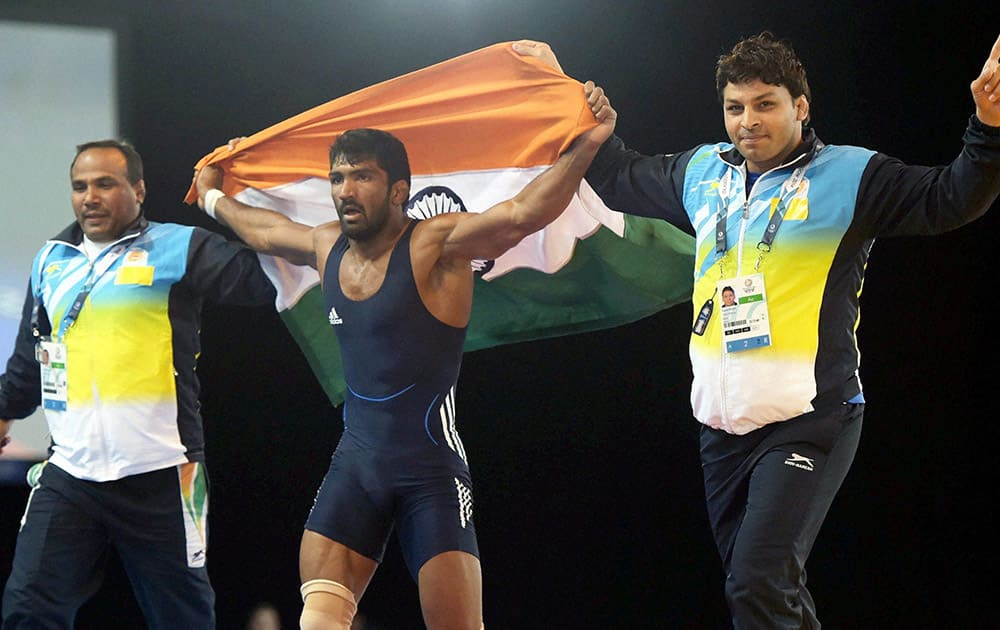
187, 41, 694, 407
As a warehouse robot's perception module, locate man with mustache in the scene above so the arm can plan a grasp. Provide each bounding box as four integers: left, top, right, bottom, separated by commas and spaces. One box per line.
0, 140, 275, 628
194, 80, 615, 629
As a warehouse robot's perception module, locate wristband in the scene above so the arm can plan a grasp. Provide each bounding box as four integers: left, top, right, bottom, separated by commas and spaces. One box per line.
203, 188, 225, 219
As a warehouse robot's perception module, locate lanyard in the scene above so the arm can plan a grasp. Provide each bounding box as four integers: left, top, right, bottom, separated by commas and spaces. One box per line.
754, 163, 809, 270
713, 170, 735, 256
713, 159, 812, 267
31, 242, 128, 342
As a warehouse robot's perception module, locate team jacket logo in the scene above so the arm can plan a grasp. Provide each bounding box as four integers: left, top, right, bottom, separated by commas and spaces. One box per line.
783, 452, 815, 471
407, 186, 495, 275
328, 306, 343, 326
123, 248, 149, 266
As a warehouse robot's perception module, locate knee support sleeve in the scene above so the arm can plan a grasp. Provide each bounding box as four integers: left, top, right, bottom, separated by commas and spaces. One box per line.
299, 579, 357, 630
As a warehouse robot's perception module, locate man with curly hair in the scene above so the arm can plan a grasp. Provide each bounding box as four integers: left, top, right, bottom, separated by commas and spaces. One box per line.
517, 32, 1000, 627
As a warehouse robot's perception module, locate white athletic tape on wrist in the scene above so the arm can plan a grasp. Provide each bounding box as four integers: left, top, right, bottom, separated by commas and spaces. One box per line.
203, 188, 225, 219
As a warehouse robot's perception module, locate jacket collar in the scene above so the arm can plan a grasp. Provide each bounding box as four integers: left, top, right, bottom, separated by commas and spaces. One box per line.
52, 213, 150, 247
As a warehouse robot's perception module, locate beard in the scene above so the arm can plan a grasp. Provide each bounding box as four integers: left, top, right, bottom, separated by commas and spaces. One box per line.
336, 193, 393, 241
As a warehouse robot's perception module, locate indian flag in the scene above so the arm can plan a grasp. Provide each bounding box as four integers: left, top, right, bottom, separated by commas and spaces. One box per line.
185, 42, 694, 406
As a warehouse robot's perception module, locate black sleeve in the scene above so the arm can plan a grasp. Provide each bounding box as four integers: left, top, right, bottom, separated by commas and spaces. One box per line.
584, 134, 700, 236
184, 227, 277, 307
855, 116, 1000, 238
0, 282, 48, 419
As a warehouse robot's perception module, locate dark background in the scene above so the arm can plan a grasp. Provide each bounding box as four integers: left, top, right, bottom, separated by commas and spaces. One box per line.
1, 1, 997, 628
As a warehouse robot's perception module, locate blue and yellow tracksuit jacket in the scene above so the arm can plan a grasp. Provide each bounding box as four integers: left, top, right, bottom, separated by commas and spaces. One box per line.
586, 117, 1000, 434
0, 217, 274, 480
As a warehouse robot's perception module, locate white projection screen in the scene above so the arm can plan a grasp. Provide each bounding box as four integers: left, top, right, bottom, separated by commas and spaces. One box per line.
0, 21, 117, 481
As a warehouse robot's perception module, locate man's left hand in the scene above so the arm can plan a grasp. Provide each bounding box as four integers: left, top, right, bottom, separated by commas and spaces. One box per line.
581, 81, 617, 147
971, 33, 1000, 127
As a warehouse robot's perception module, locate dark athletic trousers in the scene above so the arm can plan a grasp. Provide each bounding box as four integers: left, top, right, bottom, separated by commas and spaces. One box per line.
2, 462, 215, 630
701, 403, 864, 629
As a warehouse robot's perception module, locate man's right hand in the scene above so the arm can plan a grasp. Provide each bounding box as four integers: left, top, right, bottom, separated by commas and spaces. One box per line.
195, 165, 225, 209
193, 137, 244, 209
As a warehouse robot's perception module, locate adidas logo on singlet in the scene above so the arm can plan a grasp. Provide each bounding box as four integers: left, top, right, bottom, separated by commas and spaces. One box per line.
328, 306, 343, 326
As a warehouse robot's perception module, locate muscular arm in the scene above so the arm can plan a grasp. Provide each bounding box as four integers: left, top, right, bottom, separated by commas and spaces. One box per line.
435, 81, 617, 265
195, 166, 321, 268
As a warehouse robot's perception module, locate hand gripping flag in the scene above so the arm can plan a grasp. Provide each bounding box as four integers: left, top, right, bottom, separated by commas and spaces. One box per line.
186, 42, 694, 406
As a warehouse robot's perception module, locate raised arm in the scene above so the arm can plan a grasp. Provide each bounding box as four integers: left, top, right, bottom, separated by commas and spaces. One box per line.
852, 33, 1000, 238
195, 165, 322, 268
433, 81, 616, 264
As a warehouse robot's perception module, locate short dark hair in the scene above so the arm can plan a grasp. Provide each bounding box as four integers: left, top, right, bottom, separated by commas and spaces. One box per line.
71, 139, 144, 184
716, 32, 811, 122
329, 128, 411, 189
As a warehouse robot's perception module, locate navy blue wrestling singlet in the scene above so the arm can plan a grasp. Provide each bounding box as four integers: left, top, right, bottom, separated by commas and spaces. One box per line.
305, 220, 478, 578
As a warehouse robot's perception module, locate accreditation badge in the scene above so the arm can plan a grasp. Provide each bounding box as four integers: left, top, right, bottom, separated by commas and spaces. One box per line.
718, 274, 771, 353
36, 337, 68, 411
